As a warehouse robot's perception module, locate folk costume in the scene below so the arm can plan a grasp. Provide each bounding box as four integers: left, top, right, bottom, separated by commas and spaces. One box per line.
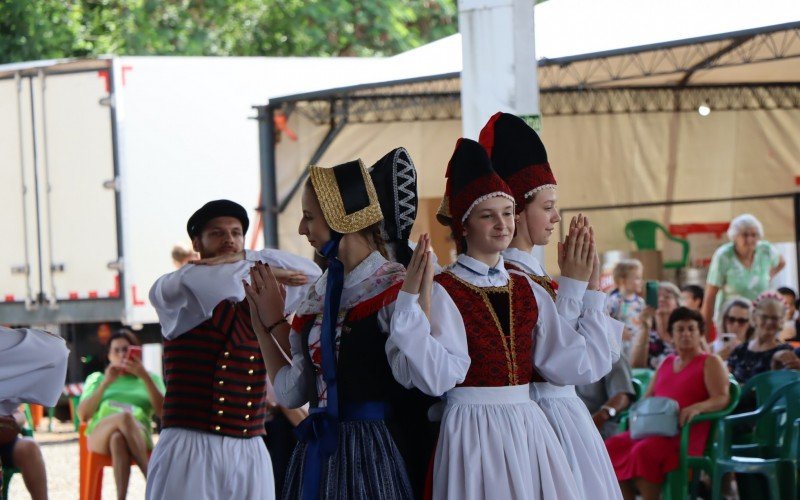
369, 148, 440, 499
274, 160, 414, 500
481, 112, 623, 500
388, 139, 612, 500
146, 199, 321, 500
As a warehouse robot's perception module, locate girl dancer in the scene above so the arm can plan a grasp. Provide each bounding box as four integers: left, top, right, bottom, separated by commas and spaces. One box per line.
245, 159, 414, 499
480, 112, 624, 500
388, 138, 614, 499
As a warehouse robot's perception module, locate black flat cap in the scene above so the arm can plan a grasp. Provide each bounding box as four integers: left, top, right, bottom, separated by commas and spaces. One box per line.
186, 199, 249, 238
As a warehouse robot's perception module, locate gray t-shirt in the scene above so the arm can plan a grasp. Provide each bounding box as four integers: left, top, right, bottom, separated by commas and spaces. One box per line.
576, 357, 636, 439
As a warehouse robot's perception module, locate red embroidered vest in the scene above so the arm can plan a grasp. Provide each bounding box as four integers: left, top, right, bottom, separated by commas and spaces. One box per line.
162, 299, 267, 438
434, 271, 539, 387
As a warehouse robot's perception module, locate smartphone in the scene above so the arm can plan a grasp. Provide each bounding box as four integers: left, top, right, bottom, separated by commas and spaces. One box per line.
645, 281, 659, 309
721, 333, 737, 343
126, 345, 142, 362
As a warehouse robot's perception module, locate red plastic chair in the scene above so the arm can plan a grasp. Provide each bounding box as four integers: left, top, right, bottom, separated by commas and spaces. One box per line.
79, 422, 146, 500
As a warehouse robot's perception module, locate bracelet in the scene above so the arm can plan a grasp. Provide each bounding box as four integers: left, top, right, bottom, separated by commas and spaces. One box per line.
265, 317, 288, 335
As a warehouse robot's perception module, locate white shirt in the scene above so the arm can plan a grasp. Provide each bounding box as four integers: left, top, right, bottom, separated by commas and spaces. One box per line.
502, 246, 624, 362
0, 327, 69, 414
387, 254, 615, 396
149, 248, 321, 339
273, 252, 405, 408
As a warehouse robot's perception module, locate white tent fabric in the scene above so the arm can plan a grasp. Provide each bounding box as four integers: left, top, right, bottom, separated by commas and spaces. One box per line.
271, 0, 800, 276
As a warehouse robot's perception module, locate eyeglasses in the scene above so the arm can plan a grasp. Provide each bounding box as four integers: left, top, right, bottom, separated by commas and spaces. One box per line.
725, 317, 749, 325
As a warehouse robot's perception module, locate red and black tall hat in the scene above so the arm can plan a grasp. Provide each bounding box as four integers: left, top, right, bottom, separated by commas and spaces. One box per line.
436, 138, 515, 241
478, 112, 557, 209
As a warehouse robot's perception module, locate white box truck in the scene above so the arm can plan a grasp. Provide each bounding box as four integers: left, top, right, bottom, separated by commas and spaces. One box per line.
0, 56, 380, 331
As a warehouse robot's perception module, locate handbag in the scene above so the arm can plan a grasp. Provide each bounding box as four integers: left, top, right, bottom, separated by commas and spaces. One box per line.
629, 396, 679, 439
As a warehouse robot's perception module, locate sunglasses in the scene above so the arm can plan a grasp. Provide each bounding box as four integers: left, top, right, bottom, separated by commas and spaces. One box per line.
725, 317, 749, 325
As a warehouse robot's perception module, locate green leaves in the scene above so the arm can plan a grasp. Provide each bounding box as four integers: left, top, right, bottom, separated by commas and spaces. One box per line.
0, 0, 458, 63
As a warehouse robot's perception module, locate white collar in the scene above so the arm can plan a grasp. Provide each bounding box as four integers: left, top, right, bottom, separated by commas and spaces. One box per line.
455, 253, 509, 278
313, 251, 387, 296
502, 247, 545, 276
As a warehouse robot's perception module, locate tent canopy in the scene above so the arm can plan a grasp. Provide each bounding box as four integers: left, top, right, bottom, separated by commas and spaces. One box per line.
264, 0, 800, 279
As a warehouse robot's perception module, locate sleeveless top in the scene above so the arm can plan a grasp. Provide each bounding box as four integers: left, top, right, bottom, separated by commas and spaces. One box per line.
652, 353, 712, 454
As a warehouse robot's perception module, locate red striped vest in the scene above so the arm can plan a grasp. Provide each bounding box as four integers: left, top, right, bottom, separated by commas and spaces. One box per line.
435, 271, 540, 386
162, 299, 267, 438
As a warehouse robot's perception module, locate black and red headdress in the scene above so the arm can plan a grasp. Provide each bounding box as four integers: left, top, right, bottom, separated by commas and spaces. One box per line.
478, 112, 557, 209
436, 138, 514, 249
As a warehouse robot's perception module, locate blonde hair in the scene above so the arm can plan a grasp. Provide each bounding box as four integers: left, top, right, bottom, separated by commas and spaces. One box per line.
613, 259, 643, 283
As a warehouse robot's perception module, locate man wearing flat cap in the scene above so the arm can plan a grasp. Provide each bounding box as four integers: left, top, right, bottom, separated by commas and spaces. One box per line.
146, 199, 321, 499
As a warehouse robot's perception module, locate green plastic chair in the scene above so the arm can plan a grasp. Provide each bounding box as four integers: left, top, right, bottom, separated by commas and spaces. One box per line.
631, 368, 655, 393
624, 219, 691, 269
661, 379, 742, 500
711, 381, 800, 500
735, 371, 800, 455
1, 425, 34, 500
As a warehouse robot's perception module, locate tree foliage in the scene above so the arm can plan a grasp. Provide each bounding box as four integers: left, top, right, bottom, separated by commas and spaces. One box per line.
0, 0, 459, 64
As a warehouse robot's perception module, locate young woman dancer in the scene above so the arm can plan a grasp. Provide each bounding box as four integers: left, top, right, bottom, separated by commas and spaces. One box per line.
480, 112, 624, 500
387, 138, 615, 499
244, 159, 415, 499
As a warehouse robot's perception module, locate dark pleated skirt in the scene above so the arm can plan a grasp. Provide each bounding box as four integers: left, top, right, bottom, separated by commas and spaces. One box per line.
282, 419, 413, 500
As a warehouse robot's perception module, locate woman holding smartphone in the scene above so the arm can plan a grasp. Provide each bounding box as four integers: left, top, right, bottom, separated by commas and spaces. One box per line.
78, 329, 165, 499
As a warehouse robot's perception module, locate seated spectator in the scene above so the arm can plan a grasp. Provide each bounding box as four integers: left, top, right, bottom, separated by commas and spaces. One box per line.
0, 408, 47, 500
629, 282, 681, 369
1, 326, 68, 499
606, 307, 730, 500
680, 284, 703, 311
727, 291, 795, 384
576, 357, 636, 439
777, 286, 798, 342
77, 330, 164, 498
710, 298, 754, 360
606, 259, 645, 359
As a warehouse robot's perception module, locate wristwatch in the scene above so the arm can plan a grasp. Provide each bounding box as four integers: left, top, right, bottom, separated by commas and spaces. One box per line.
601, 405, 617, 418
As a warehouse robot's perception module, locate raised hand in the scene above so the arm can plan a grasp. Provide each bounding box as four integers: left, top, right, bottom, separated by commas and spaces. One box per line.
559, 225, 594, 282
557, 215, 580, 271
243, 261, 286, 329
402, 234, 431, 296
122, 356, 145, 378
417, 235, 435, 319
587, 225, 601, 291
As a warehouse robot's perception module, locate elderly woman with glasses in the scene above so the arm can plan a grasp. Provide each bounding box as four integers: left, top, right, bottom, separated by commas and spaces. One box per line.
702, 214, 785, 341
727, 292, 798, 384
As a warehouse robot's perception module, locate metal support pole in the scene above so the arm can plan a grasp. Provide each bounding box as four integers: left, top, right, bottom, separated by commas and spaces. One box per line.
794, 192, 800, 289
257, 105, 279, 248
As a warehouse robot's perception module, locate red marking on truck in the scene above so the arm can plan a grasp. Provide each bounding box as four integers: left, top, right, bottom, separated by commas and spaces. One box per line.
109, 275, 120, 298
98, 70, 110, 92
4, 295, 14, 302
131, 285, 146, 306
121, 65, 133, 85
88, 291, 98, 299
69, 292, 79, 300
97, 66, 133, 92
